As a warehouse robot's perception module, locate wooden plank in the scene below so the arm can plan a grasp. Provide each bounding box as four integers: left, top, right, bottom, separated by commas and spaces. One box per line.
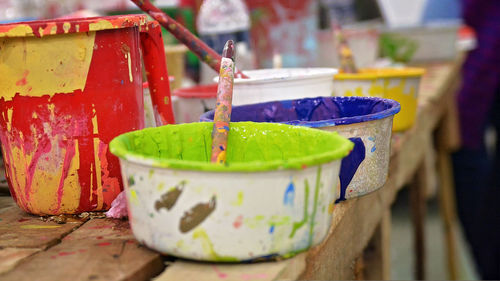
437, 151, 460, 280
410, 164, 427, 280
0, 219, 164, 281
0, 248, 40, 274
363, 209, 391, 280
0, 206, 85, 249
0, 196, 15, 211
154, 254, 303, 281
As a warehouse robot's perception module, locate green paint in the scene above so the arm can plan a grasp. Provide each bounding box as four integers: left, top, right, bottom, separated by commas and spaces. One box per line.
148, 169, 154, 178
157, 183, 165, 191
289, 180, 310, 238
288, 166, 322, 244
308, 166, 322, 247
192, 228, 238, 262
244, 215, 291, 229
109, 122, 353, 172
128, 176, 135, 186
231, 191, 244, 206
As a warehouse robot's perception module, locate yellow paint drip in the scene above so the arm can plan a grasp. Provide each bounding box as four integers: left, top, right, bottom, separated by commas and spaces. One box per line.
0, 31, 95, 101
93, 138, 103, 210
4, 105, 83, 214
0, 25, 33, 37
57, 139, 81, 213
192, 228, 237, 261
89, 20, 115, 31
231, 191, 244, 206
21, 225, 62, 229
129, 189, 139, 205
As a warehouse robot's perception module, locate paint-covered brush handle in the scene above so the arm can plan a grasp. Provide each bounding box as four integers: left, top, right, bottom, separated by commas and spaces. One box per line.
334, 25, 358, 73
210, 41, 235, 164
130, 0, 248, 79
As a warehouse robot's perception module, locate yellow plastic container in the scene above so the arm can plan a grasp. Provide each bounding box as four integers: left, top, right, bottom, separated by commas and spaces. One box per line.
333, 68, 424, 131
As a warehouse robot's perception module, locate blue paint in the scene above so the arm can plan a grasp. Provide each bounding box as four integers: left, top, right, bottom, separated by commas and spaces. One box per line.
283, 181, 295, 206
121, 80, 124, 85
200, 97, 398, 201
337, 137, 366, 202
269, 224, 275, 234
368, 136, 376, 153
201, 96, 400, 127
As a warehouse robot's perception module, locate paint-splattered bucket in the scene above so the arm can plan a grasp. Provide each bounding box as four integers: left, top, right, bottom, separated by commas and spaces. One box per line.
172, 83, 217, 123
109, 122, 353, 261
0, 15, 174, 215
333, 68, 424, 131
223, 68, 337, 106
201, 97, 400, 201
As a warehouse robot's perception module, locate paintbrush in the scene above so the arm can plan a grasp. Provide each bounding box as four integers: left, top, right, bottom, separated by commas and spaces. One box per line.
333, 24, 358, 73
129, 0, 248, 78
210, 40, 235, 164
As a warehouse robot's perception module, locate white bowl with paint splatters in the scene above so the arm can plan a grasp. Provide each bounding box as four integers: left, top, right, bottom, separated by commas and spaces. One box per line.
215, 68, 338, 106
109, 122, 353, 261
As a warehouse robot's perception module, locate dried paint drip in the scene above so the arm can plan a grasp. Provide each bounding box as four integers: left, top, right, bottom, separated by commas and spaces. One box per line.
210, 41, 235, 164
179, 196, 216, 233
154, 181, 185, 211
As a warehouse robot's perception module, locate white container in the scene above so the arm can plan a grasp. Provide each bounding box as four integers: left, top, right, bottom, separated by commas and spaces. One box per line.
341, 22, 381, 68
109, 122, 353, 261
381, 21, 460, 62
224, 68, 338, 106
172, 84, 217, 124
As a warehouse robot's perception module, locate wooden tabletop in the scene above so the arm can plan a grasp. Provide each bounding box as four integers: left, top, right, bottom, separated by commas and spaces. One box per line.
0, 60, 462, 281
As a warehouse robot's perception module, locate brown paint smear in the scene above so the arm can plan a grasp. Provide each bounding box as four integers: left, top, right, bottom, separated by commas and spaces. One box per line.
154, 181, 185, 211
179, 196, 216, 233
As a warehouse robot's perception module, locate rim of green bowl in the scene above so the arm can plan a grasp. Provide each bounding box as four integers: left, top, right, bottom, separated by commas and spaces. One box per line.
109, 122, 354, 172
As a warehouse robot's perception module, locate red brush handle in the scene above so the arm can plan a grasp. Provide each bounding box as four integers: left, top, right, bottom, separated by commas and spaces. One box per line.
140, 21, 176, 125
131, 0, 249, 78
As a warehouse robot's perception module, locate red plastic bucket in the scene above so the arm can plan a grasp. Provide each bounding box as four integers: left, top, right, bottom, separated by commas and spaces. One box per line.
0, 15, 174, 214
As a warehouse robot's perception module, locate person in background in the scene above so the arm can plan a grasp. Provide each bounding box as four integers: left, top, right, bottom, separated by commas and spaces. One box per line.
453, 0, 500, 279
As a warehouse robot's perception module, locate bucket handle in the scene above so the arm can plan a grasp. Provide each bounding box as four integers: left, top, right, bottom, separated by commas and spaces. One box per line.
140, 21, 176, 126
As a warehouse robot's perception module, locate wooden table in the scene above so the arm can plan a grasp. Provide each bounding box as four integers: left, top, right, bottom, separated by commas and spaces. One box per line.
0, 60, 463, 281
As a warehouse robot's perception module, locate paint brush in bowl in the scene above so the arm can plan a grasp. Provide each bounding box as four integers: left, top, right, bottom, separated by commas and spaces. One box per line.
129, 0, 248, 79
333, 24, 358, 73
210, 40, 235, 164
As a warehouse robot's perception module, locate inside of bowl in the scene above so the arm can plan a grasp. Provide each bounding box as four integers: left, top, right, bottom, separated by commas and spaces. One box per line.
203, 97, 395, 125
110, 122, 353, 171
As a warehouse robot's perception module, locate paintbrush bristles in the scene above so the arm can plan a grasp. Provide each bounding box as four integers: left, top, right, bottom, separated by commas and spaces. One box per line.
223, 40, 235, 61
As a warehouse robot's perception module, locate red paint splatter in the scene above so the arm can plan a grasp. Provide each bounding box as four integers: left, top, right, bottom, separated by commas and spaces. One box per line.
87, 225, 113, 230
126, 240, 135, 244
233, 215, 243, 229
301, 164, 307, 169
212, 266, 227, 278
15, 70, 29, 86
59, 251, 76, 256
97, 242, 111, 247
96, 236, 103, 240
53, 139, 76, 213
18, 218, 30, 222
